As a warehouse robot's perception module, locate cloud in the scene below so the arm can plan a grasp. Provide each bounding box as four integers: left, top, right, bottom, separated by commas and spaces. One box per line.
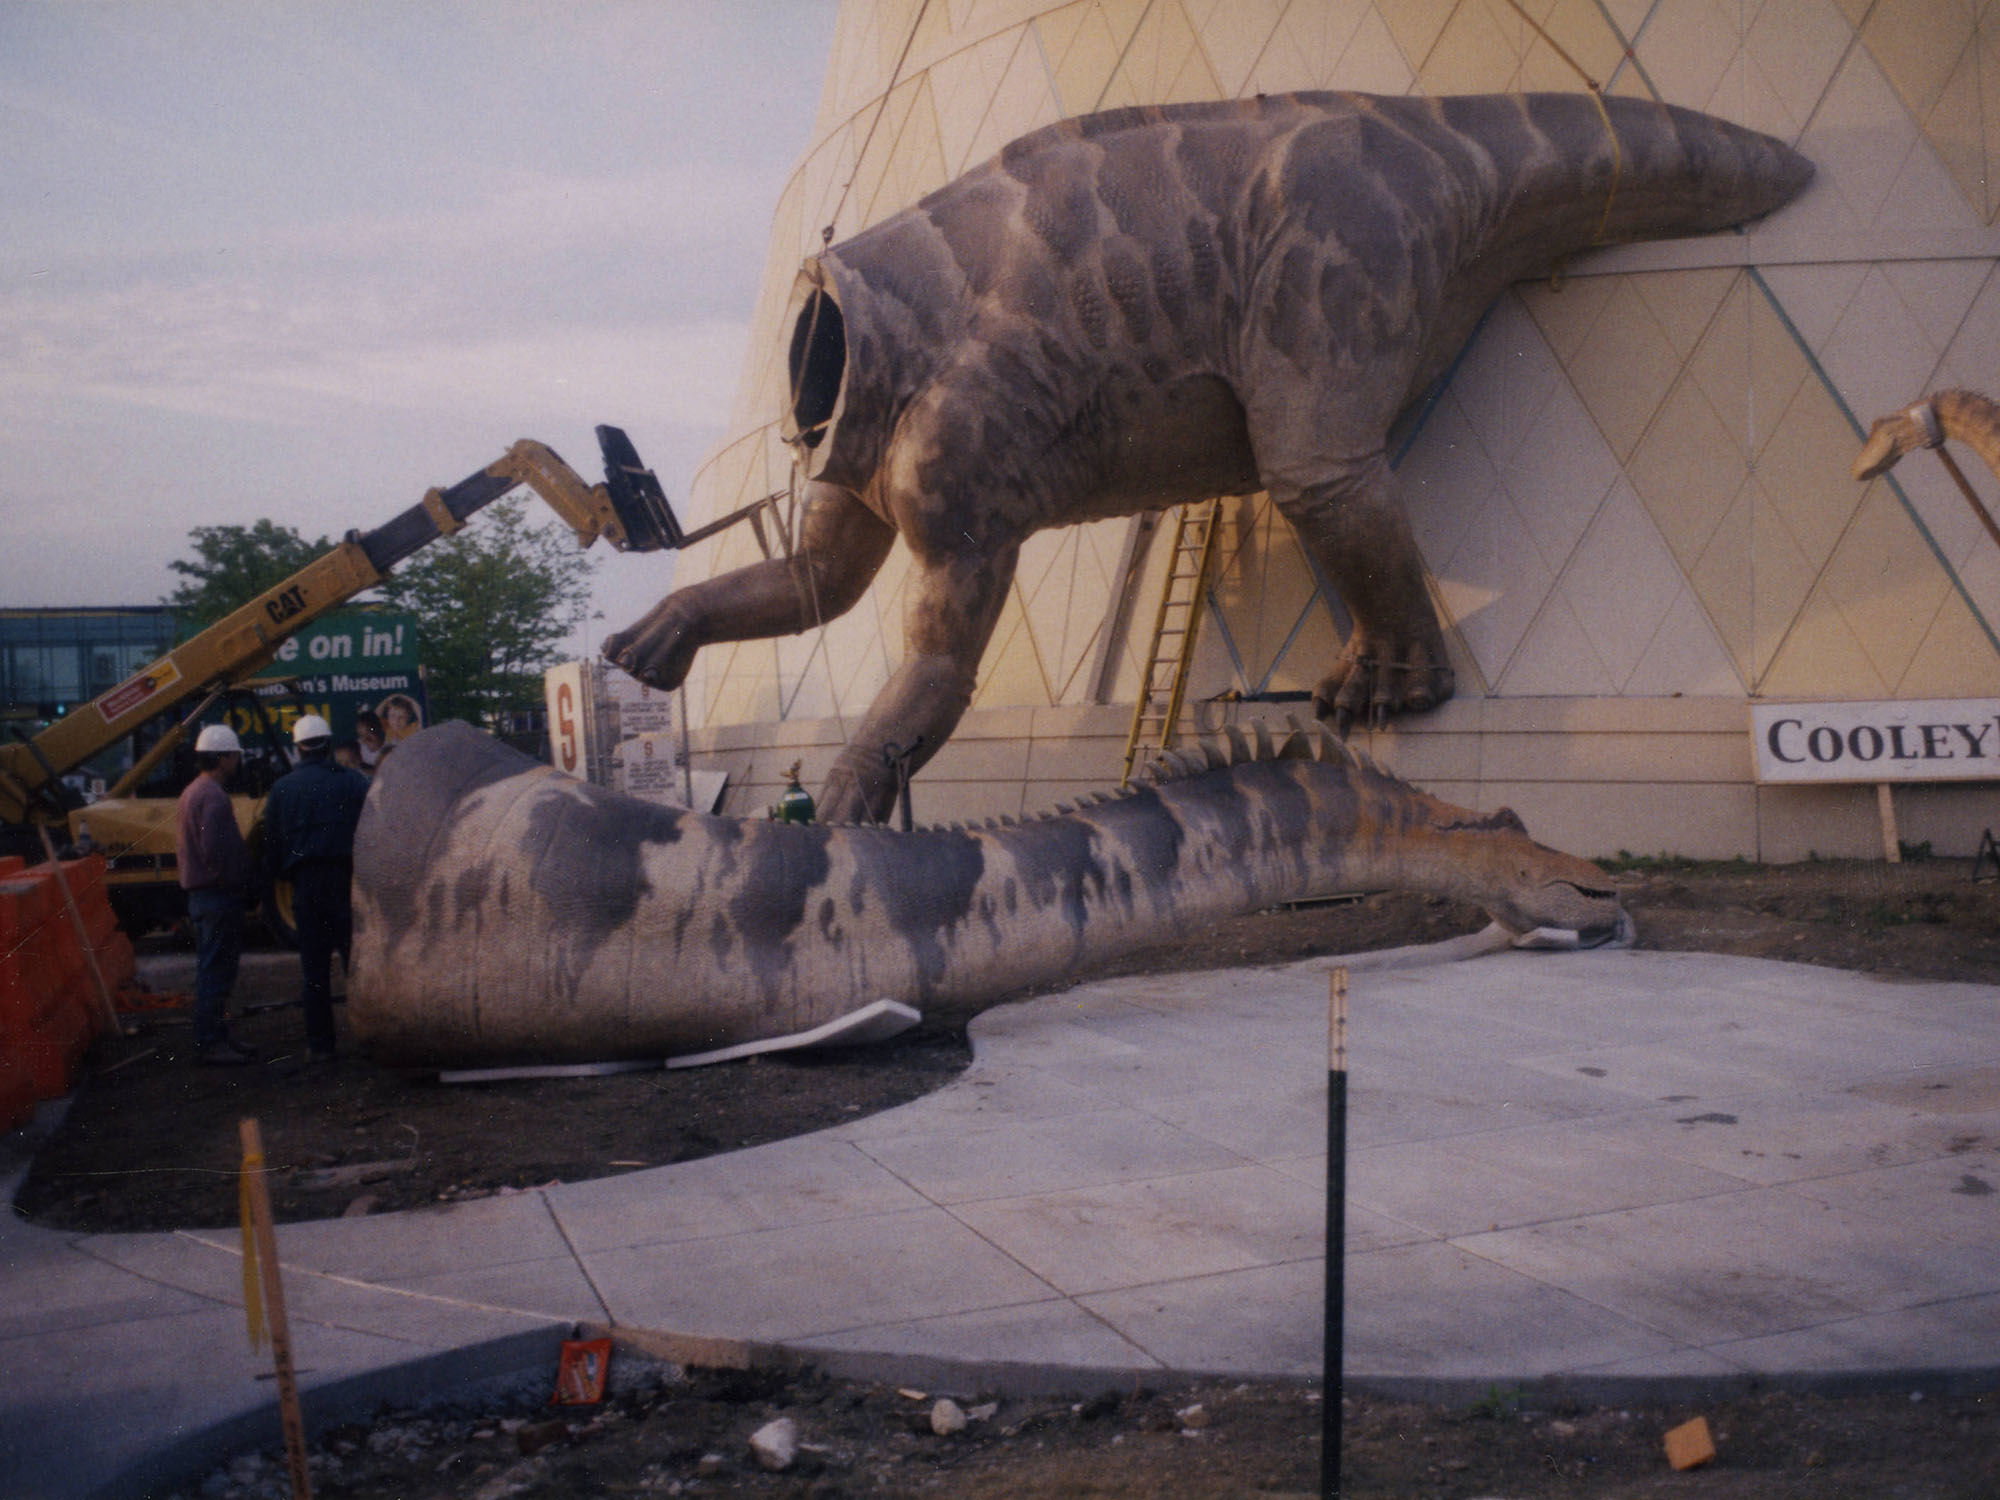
0, 259, 747, 435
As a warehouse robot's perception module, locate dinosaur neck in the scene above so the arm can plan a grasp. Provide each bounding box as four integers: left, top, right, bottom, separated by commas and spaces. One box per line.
904, 759, 1524, 1014
1932, 389, 2000, 478
350, 724, 1623, 1068
788, 229, 966, 492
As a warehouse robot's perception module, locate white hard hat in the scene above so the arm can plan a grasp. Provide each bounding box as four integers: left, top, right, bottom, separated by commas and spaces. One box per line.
292, 714, 333, 745
194, 724, 241, 754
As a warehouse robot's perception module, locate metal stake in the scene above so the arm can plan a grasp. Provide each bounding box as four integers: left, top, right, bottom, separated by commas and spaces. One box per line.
1323, 965, 1349, 1500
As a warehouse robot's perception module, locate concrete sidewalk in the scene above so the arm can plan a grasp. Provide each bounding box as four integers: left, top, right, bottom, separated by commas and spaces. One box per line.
4, 945, 1997, 1497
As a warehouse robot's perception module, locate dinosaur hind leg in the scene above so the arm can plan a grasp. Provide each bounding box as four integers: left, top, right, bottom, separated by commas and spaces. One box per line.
1269, 454, 1453, 734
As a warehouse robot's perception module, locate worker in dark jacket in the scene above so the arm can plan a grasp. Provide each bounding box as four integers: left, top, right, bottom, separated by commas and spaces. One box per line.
263, 714, 370, 1062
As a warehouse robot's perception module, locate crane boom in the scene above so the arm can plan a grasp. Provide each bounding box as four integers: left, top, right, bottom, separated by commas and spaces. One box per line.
0, 428, 676, 826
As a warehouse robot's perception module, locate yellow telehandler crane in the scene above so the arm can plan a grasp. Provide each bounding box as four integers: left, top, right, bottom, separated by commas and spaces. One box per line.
0, 427, 681, 936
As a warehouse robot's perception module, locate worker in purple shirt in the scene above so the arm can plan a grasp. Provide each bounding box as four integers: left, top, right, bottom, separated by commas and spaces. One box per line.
176, 724, 257, 1065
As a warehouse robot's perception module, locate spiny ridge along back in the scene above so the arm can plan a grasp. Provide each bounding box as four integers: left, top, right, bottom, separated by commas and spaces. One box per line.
1140, 716, 1350, 783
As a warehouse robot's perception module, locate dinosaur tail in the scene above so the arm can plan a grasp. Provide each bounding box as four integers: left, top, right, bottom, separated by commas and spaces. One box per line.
1586, 92, 1813, 244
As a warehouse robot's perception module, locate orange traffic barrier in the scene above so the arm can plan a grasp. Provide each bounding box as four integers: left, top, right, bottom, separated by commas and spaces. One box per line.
0, 1035, 35, 1132
0, 854, 135, 1102
58, 855, 133, 1000
0, 877, 65, 1033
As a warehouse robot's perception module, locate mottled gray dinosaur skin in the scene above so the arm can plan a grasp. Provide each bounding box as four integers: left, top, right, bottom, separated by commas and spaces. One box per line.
348, 721, 1626, 1068
605, 91, 1812, 823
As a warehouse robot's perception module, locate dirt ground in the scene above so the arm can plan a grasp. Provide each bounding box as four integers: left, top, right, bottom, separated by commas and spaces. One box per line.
14, 855, 2000, 1498
164, 1361, 1998, 1500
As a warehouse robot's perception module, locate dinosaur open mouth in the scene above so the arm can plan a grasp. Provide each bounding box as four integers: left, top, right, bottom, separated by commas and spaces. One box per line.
1565, 879, 1622, 902
1530, 878, 1632, 949
787, 287, 845, 451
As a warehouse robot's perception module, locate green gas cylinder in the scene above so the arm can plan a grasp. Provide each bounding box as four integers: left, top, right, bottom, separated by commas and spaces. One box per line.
769, 761, 815, 824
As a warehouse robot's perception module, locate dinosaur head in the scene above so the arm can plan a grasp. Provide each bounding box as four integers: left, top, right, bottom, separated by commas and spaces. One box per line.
1422, 804, 1631, 948
1852, 400, 1940, 481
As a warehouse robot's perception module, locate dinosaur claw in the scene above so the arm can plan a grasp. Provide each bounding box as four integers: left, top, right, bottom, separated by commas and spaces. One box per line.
1333, 706, 1353, 739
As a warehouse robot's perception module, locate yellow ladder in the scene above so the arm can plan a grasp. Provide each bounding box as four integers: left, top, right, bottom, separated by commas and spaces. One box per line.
1119, 498, 1223, 785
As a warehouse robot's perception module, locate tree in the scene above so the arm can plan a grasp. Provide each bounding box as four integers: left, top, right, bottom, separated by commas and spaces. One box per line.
374, 496, 598, 726
164, 520, 331, 631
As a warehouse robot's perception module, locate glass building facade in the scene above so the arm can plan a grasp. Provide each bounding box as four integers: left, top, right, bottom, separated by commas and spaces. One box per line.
1, 608, 178, 722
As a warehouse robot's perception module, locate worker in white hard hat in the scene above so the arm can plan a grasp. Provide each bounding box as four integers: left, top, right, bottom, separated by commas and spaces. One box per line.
175, 723, 257, 1064
263, 713, 370, 1064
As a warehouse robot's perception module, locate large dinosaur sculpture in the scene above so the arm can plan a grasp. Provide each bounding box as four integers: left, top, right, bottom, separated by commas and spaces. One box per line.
348, 720, 1628, 1068
605, 91, 1813, 823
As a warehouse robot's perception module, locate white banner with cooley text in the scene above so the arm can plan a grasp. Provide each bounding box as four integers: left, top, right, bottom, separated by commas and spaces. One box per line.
1750, 700, 2000, 784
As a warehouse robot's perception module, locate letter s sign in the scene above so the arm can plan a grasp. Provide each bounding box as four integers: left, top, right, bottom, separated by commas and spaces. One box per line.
555, 682, 578, 772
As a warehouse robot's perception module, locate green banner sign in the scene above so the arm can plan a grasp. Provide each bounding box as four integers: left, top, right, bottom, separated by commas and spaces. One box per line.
227, 609, 428, 747
258, 610, 420, 675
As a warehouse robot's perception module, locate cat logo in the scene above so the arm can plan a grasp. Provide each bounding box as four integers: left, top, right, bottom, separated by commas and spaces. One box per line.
265, 586, 307, 627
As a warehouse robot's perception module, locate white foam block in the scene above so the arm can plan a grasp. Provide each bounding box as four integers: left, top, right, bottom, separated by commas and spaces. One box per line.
665, 998, 923, 1070
1511, 925, 1583, 950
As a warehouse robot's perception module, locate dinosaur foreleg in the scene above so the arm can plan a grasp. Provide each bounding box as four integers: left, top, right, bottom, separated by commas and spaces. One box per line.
817, 543, 1020, 824
1272, 455, 1453, 735
603, 482, 894, 691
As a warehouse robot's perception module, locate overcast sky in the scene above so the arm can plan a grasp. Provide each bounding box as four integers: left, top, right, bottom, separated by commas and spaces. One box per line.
0, 1, 839, 652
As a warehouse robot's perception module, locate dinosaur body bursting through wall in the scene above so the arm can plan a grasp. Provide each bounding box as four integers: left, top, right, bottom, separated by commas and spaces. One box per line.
605, 91, 1812, 824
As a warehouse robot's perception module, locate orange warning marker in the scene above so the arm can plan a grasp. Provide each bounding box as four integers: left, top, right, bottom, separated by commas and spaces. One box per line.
1664, 1414, 1716, 1470
551, 1338, 612, 1405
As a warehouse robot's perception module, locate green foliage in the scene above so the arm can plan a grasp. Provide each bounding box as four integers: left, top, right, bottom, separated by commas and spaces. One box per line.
1467, 1384, 1526, 1420
374, 497, 597, 726
164, 519, 331, 632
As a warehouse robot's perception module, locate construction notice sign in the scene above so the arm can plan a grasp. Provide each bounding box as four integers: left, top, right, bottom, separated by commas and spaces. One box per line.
1750, 699, 2000, 784
98, 656, 184, 723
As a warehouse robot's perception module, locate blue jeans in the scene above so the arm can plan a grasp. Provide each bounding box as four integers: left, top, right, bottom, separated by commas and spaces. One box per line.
186, 887, 244, 1048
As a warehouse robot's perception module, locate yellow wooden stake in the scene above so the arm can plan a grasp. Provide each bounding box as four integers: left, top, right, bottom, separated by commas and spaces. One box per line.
240, 1118, 313, 1500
